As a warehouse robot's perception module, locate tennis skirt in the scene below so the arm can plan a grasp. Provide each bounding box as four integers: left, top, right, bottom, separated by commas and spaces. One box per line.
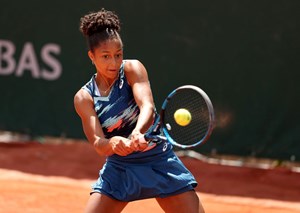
90, 150, 198, 202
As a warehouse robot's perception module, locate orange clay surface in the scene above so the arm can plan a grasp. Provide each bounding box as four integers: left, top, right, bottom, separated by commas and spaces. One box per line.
0, 142, 300, 213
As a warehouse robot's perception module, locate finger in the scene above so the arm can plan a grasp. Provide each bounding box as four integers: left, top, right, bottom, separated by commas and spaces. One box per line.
139, 142, 148, 150
113, 143, 131, 156
130, 139, 140, 151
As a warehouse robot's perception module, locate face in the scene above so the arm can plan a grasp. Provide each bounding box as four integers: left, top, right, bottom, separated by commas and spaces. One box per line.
88, 38, 123, 81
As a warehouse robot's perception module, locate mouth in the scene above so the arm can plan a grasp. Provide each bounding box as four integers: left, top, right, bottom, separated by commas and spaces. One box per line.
107, 69, 119, 79
108, 67, 119, 72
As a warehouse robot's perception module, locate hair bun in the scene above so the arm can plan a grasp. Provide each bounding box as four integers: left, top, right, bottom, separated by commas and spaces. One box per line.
80, 8, 121, 37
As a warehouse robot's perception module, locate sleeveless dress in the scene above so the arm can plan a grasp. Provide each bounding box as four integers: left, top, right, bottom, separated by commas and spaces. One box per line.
82, 60, 197, 201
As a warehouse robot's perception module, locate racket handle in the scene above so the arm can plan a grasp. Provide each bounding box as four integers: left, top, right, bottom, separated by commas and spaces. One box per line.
138, 136, 148, 143
139, 134, 167, 143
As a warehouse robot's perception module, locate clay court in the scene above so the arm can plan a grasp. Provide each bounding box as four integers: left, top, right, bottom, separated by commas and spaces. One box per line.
0, 140, 300, 213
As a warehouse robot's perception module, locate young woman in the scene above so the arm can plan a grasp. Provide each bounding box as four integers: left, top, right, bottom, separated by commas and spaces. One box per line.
74, 8, 205, 213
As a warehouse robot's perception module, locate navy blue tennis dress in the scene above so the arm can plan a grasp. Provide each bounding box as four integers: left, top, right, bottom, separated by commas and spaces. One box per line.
82, 60, 197, 202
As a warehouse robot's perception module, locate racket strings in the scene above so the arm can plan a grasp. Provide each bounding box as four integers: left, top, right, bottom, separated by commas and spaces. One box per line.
163, 88, 211, 147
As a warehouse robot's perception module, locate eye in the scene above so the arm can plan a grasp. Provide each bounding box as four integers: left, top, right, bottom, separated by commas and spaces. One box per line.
102, 55, 110, 59
116, 53, 123, 58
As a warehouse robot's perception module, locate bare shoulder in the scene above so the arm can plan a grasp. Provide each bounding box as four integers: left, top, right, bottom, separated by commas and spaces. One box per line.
74, 89, 93, 111
124, 59, 147, 72
74, 88, 90, 102
123, 59, 148, 85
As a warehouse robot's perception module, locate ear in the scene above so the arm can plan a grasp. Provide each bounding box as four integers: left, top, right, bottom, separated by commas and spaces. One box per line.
88, 51, 94, 62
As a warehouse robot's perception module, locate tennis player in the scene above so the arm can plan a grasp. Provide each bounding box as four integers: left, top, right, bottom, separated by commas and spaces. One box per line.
74, 8, 205, 213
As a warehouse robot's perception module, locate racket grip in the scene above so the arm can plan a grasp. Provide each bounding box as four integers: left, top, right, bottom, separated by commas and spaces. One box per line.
138, 136, 148, 143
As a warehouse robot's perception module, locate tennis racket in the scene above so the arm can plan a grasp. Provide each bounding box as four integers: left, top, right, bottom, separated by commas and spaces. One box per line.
139, 85, 215, 149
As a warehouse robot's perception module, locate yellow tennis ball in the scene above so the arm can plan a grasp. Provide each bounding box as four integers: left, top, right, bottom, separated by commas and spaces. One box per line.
174, 108, 192, 126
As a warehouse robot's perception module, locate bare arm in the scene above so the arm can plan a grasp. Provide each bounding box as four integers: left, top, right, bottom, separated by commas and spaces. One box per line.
74, 89, 134, 156
125, 60, 156, 149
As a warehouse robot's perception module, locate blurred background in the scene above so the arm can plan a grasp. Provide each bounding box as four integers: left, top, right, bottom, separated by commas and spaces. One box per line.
0, 0, 299, 162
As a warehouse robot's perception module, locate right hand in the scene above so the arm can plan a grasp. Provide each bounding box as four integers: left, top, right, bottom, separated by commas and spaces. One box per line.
109, 136, 136, 156
130, 129, 149, 152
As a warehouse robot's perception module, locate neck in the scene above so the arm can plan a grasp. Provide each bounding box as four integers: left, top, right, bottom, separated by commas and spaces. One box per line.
95, 73, 119, 95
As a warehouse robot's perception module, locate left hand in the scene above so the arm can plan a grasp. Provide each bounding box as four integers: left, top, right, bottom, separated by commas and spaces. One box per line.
130, 129, 148, 151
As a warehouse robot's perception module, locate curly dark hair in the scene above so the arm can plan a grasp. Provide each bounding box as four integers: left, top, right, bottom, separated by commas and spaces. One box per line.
79, 8, 122, 51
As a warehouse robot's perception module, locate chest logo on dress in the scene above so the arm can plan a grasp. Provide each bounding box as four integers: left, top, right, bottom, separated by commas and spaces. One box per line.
163, 142, 168, 151
119, 79, 124, 89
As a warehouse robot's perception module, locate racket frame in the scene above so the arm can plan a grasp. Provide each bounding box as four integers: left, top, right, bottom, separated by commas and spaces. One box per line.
144, 85, 215, 149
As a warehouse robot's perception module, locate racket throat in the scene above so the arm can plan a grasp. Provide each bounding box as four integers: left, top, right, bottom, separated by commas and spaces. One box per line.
144, 135, 167, 143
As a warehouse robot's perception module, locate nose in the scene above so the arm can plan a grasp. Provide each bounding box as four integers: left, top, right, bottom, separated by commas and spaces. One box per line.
109, 57, 118, 67
113, 58, 118, 66
110, 56, 122, 68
